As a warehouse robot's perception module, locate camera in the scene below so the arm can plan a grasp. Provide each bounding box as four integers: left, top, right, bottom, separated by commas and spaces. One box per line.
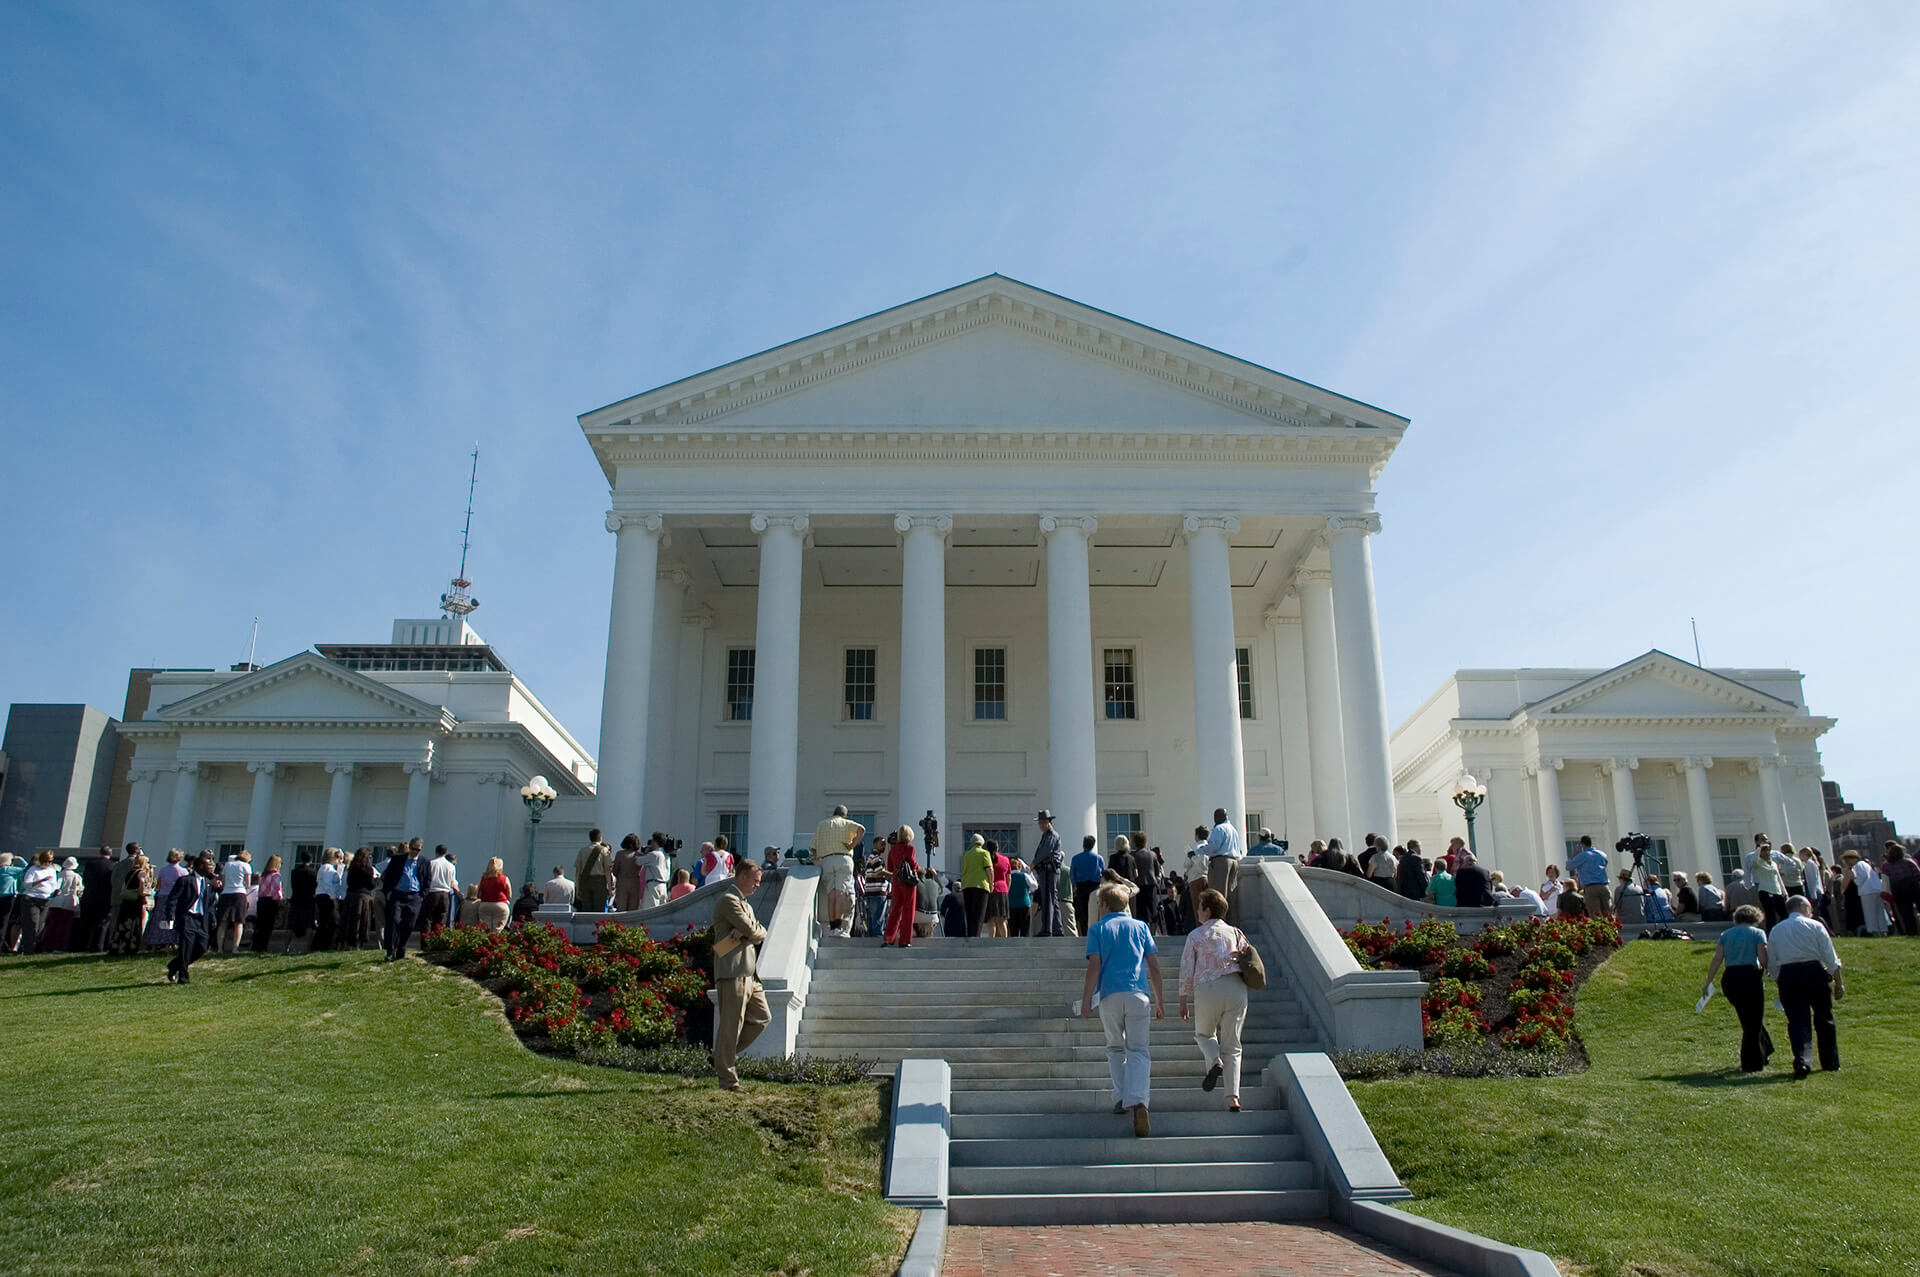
920, 811, 940, 850
1615, 832, 1649, 866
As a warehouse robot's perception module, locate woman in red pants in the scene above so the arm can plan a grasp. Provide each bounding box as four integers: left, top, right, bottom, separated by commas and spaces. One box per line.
884, 825, 922, 948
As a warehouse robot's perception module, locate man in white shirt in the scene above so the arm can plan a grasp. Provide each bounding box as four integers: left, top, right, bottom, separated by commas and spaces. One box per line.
218, 851, 254, 953
542, 867, 576, 907
1767, 895, 1845, 1077
641, 836, 671, 909
422, 846, 460, 931
314, 848, 346, 951
810, 805, 867, 936
1203, 808, 1245, 920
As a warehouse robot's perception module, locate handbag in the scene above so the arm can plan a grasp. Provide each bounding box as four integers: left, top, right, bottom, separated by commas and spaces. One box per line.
1234, 933, 1267, 990
894, 857, 920, 889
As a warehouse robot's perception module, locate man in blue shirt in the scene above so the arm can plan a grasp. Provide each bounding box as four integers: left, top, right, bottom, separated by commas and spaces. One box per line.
1069, 835, 1104, 939
381, 839, 426, 961
1566, 836, 1611, 917
1250, 828, 1287, 858
1080, 884, 1164, 1136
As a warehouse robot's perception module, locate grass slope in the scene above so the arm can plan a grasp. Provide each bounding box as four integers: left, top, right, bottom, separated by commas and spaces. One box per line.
1351, 937, 1920, 1277
0, 950, 911, 1276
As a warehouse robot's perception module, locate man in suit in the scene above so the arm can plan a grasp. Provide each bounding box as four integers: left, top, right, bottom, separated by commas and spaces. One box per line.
166, 853, 220, 984
381, 841, 425, 961
711, 859, 770, 1092
1454, 850, 1495, 909
574, 829, 612, 914
79, 848, 115, 952
1032, 811, 1063, 937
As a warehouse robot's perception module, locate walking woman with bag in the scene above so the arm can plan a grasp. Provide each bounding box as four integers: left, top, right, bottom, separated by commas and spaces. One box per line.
1702, 904, 1773, 1071
1178, 887, 1258, 1112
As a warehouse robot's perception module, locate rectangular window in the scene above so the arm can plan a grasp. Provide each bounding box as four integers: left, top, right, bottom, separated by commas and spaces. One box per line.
848, 813, 879, 853
1717, 837, 1743, 883
292, 842, 324, 863
1104, 812, 1144, 848
1245, 813, 1264, 837
843, 647, 877, 721
725, 649, 755, 721
717, 812, 749, 856
217, 842, 245, 861
1644, 838, 1671, 882
1103, 648, 1137, 720
973, 647, 1007, 721
1236, 647, 1255, 719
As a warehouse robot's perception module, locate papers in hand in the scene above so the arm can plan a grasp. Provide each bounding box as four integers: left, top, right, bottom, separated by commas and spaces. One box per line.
1695, 987, 1714, 1013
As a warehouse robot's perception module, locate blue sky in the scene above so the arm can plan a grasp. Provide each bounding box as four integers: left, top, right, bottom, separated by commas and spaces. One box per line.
3, 3, 1915, 826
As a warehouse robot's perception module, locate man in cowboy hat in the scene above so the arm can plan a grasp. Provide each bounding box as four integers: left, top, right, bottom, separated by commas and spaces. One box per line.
1032, 810, 1064, 937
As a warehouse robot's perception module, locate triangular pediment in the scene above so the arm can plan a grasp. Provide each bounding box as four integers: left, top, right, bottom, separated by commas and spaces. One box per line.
581, 274, 1406, 437
1528, 651, 1797, 718
155, 652, 451, 725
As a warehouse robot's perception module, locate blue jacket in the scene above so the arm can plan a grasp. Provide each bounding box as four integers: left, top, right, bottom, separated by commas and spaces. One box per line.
1071, 849, 1105, 883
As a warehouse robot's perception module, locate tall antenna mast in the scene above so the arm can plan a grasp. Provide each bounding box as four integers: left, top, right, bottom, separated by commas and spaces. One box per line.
245, 617, 259, 669
440, 447, 481, 619
1690, 617, 1703, 666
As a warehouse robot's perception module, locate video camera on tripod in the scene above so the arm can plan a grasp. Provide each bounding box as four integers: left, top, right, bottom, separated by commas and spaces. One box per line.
1615, 832, 1650, 867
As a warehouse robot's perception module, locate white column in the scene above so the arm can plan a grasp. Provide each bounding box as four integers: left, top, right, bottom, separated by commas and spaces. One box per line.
244, 762, 279, 855
1756, 753, 1792, 843
672, 607, 713, 845
404, 758, 433, 844
1606, 757, 1641, 842
1326, 514, 1397, 843
1683, 756, 1717, 875
1265, 609, 1316, 843
1295, 567, 1349, 842
896, 514, 951, 869
597, 511, 665, 842
165, 763, 202, 853
1041, 515, 1099, 849
645, 565, 690, 838
748, 513, 808, 855
323, 762, 356, 850
1533, 759, 1566, 866
1183, 515, 1247, 830
123, 767, 157, 849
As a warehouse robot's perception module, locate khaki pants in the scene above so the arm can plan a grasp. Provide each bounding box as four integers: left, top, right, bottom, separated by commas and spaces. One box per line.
1207, 856, 1241, 923
1192, 976, 1249, 1099
613, 880, 642, 911
714, 976, 771, 1087
1581, 884, 1611, 916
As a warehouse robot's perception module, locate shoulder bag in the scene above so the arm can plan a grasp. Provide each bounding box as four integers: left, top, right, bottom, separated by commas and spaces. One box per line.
1234, 929, 1267, 991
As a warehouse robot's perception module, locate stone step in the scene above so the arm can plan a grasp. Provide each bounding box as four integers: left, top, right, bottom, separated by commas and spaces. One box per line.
801, 1011, 1308, 1032
954, 1085, 1277, 1112
809, 974, 1293, 995
805, 988, 1300, 1009
951, 1107, 1290, 1140
951, 1133, 1286, 1167
798, 1032, 1302, 1054
950, 1158, 1317, 1197
946, 1188, 1327, 1227
801, 1041, 1315, 1064
942, 1055, 1308, 1081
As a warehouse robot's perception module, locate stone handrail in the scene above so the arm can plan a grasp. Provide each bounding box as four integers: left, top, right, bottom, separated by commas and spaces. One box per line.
533, 870, 779, 943
1244, 859, 1424, 1053
744, 863, 821, 1058
1295, 864, 1537, 934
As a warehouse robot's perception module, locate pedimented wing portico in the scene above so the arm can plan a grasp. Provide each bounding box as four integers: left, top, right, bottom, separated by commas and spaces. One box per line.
583, 276, 1409, 871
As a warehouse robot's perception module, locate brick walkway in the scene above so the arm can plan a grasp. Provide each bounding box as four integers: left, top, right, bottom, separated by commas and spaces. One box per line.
941, 1223, 1462, 1276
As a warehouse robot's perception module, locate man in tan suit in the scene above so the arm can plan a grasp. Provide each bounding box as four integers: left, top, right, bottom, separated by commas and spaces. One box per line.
712, 859, 771, 1091
574, 829, 612, 913
810, 804, 866, 937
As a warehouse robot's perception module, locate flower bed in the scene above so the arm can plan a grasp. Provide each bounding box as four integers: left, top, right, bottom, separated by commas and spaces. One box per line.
1340, 913, 1622, 1075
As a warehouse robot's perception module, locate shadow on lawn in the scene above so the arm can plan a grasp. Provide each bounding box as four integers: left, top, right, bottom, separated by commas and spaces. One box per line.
0, 979, 160, 999
1643, 1069, 1796, 1088
224, 960, 352, 982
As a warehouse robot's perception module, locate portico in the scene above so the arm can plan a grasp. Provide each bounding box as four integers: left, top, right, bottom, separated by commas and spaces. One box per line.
581, 275, 1411, 869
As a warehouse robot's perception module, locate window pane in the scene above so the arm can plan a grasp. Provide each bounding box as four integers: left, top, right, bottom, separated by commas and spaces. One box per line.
1103, 648, 1137, 719
973, 647, 1007, 720
844, 647, 877, 720
726, 649, 756, 721
1236, 647, 1255, 719
1716, 837, 1743, 883
1103, 812, 1144, 846
717, 812, 749, 854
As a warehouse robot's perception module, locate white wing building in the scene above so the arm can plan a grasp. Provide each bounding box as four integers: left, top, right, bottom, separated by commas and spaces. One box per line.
583, 275, 1410, 871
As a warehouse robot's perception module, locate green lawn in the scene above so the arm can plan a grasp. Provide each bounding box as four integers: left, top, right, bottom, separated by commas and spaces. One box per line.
1352, 937, 1920, 1277
0, 949, 911, 1276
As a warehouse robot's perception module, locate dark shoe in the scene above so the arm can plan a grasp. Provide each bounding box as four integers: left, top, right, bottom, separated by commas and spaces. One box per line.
1793, 1064, 1811, 1079
1203, 1062, 1223, 1092
1113, 1101, 1126, 1115
1131, 1105, 1151, 1137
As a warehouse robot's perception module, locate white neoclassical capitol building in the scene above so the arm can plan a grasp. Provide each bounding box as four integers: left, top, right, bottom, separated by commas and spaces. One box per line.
109, 275, 1835, 884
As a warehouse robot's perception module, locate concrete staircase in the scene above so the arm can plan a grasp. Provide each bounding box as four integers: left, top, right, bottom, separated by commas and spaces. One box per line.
800, 933, 1329, 1225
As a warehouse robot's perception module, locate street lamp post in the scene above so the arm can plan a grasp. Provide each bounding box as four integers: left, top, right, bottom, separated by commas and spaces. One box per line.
1452, 773, 1488, 857
519, 775, 556, 887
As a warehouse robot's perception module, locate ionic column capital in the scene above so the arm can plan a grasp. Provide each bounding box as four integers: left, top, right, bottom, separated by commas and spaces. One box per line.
1600, 756, 1640, 775
1181, 514, 1240, 536
128, 765, 163, 784
1325, 513, 1383, 537
606, 511, 664, 535
1293, 566, 1333, 587
657, 564, 694, 588
1685, 755, 1715, 771
1262, 606, 1300, 629
324, 761, 358, 777
1039, 514, 1098, 537
246, 761, 280, 778
750, 512, 809, 535
893, 513, 954, 537
682, 604, 715, 630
